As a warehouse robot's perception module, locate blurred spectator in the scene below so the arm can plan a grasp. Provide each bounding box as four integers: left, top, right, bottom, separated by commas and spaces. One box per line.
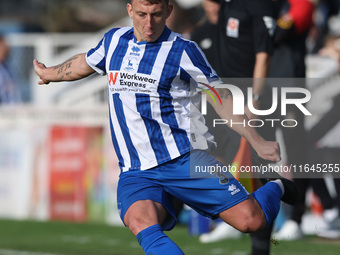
308, 32, 340, 240
0, 35, 21, 105
270, 0, 314, 78
166, 0, 197, 38
318, 34, 340, 70
269, 0, 313, 241
309, 0, 340, 53
268, 0, 314, 169
190, 0, 219, 64
269, 0, 340, 241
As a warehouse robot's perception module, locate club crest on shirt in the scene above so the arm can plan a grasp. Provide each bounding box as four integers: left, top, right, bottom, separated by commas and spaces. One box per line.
227, 17, 239, 38
123, 57, 138, 72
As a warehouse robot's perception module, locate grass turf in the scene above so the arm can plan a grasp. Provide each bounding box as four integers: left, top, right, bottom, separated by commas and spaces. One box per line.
0, 219, 339, 255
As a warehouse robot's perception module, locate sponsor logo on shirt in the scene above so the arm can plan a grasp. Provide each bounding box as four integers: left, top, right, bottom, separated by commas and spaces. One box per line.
108, 72, 119, 86
130, 46, 141, 56
227, 17, 239, 38
107, 71, 156, 93
263, 16, 275, 36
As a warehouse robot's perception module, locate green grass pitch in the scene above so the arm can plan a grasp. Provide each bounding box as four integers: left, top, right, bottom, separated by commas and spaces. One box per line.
0, 219, 339, 255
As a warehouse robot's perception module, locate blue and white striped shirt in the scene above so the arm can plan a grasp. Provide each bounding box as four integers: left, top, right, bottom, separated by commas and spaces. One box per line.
86, 26, 219, 172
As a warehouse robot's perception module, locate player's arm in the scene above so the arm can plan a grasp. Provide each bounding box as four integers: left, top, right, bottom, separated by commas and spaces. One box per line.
33, 53, 95, 85
207, 88, 281, 162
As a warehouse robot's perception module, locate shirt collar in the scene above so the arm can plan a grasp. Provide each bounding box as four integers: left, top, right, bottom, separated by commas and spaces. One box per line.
132, 26, 171, 45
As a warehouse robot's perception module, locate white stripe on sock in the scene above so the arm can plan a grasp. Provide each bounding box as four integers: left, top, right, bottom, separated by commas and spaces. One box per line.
270, 180, 285, 197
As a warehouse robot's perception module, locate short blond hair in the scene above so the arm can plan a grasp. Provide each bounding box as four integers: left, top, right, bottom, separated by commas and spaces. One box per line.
129, 0, 170, 5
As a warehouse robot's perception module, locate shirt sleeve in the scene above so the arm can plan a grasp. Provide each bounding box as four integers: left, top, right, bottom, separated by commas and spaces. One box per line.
246, 0, 275, 55
180, 41, 221, 88
86, 36, 106, 75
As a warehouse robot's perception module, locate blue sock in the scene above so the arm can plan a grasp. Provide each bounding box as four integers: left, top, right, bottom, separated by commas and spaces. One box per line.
251, 181, 282, 229
136, 224, 184, 255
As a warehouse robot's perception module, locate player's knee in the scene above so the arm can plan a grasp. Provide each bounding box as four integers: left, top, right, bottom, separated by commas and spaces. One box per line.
126, 216, 152, 235
238, 210, 266, 233
124, 200, 167, 236
239, 219, 265, 233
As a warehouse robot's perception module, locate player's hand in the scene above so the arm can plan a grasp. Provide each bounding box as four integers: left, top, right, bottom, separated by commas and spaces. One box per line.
255, 140, 281, 162
33, 59, 50, 85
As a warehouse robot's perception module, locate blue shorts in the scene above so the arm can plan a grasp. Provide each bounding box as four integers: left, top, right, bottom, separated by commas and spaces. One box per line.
117, 150, 249, 231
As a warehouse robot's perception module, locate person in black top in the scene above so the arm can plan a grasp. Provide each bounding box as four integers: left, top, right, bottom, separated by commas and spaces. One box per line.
201, 0, 277, 161
269, 0, 340, 241
194, 1, 277, 255
213, 0, 274, 79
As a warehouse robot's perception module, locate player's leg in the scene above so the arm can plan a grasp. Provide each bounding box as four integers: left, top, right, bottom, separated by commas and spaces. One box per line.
219, 194, 268, 232
166, 150, 297, 234
219, 178, 286, 232
117, 171, 184, 255
162, 150, 274, 232
124, 200, 184, 255
248, 98, 278, 255
124, 200, 168, 235
250, 222, 274, 255
249, 178, 274, 255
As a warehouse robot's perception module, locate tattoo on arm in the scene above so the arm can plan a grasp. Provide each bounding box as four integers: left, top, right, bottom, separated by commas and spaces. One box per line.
65, 63, 72, 70
57, 66, 64, 75
53, 55, 79, 80
217, 88, 231, 99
